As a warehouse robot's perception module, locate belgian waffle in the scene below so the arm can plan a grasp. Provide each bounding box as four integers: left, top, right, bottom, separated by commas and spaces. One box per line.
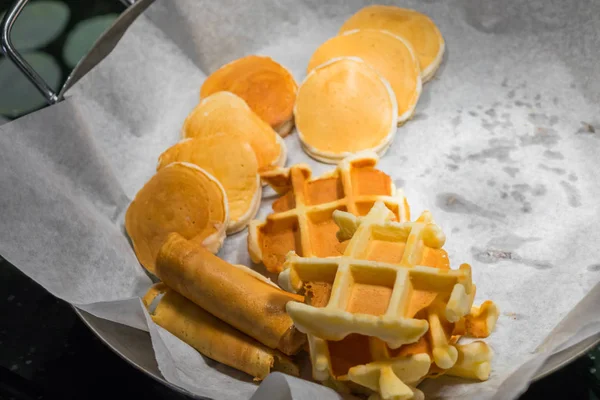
279, 201, 498, 399
248, 152, 409, 273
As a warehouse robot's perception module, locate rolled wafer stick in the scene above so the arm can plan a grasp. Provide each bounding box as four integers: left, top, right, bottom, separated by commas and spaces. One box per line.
143, 283, 299, 380
155, 233, 306, 355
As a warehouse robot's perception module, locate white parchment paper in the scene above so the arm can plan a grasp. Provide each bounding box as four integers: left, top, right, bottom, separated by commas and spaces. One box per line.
1, 0, 599, 399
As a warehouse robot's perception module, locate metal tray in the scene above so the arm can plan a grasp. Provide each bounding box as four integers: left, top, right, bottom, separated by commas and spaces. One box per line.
2, 0, 598, 397
75, 306, 599, 398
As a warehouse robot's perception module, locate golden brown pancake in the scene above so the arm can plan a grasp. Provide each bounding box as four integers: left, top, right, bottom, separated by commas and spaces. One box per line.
182, 91, 286, 172
307, 29, 421, 123
340, 5, 445, 82
125, 162, 228, 274
200, 56, 297, 136
294, 58, 397, 163
158, 138, 260, 234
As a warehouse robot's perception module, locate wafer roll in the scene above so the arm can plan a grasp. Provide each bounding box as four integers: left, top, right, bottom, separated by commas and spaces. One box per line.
155, 233, 306, 355
143, 283, 299, 380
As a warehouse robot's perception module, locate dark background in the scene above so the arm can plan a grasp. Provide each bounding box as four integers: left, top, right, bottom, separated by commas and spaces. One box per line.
0, 0, 599, 399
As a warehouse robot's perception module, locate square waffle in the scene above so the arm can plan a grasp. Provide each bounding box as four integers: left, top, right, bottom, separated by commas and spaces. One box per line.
279, 201, 498, 399
248, 152, 410, 273
279, 202, 475, 350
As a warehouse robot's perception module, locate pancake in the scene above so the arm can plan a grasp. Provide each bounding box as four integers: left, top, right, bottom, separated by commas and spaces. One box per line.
294, 57, 397, 163
340, 5, 445, 83
125, 162, 228, 274
182, 91, 286, 172
308, 29, 421, 124
200, 56, 297, 136
158, 138, 260, 234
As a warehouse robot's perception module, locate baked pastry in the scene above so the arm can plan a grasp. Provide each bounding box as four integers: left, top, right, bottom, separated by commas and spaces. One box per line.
248, 152, 409, 273
143, 283, 299, 380
155, 233, 307, 355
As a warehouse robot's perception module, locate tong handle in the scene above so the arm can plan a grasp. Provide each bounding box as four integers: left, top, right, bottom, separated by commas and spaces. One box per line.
0, 0, 135, 106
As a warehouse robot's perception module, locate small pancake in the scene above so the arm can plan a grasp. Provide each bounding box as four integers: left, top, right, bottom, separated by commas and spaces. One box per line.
158, 138, 261, 234
307, 29, 421, 123
125, 162, 228, 274
294, 57, 397, 164
200, 56, 298, 137
340, 6, 445, 83
182, 91, 286, 172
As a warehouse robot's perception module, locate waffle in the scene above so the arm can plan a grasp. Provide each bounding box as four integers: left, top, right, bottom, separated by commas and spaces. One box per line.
248, 152, 410, 273
279, 201, 498, 399
280, 202, 474, 349
453, 301, 499, 339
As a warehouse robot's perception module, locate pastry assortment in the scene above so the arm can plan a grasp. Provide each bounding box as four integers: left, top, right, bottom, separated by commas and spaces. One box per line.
125, 5, 498, 399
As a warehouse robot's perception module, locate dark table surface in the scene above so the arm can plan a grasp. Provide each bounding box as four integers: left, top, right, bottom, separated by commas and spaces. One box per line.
1, 256, 599, 400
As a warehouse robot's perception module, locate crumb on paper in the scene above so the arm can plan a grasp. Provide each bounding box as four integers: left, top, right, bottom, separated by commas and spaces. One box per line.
577, 122, 596, 134
503, 312, 518, 320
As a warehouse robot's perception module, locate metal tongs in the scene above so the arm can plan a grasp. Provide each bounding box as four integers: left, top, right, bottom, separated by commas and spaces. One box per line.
0, 0, 138, 106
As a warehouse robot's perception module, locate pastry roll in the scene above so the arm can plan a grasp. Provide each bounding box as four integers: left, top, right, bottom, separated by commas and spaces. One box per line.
155, 233, 306, 355
143, 283, 299, 380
